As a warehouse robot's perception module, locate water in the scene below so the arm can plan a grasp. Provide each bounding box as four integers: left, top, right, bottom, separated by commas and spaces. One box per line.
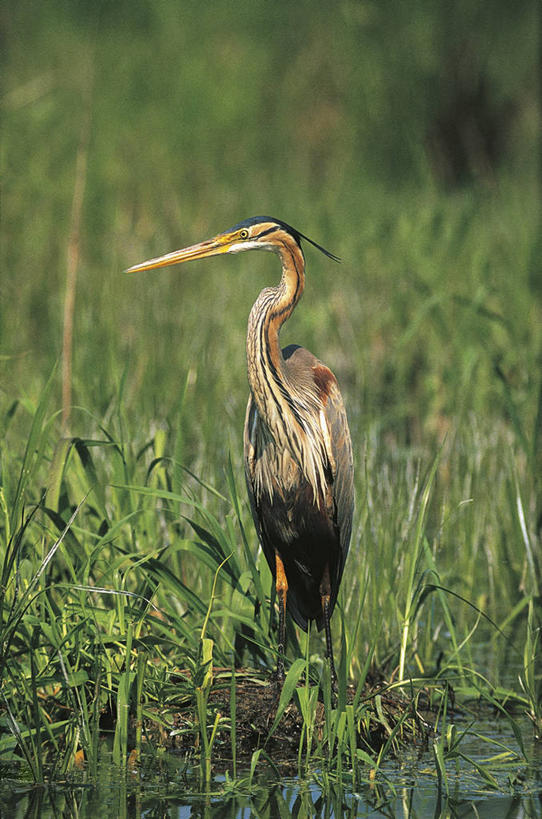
2, 776, 541, 818
2, 718, 540, 819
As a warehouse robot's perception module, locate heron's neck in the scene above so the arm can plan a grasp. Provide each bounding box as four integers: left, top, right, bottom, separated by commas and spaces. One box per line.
246, 243, 305, 425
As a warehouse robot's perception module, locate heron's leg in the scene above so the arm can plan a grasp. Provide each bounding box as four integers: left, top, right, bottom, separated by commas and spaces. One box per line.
275, 551, 288, 682
319, 565, 337, 685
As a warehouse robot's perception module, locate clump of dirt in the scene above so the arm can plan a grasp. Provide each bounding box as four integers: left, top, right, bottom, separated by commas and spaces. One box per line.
141, 668, 433, 763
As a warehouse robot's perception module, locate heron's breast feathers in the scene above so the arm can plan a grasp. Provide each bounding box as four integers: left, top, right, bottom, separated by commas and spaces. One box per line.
245, 379, 335, 510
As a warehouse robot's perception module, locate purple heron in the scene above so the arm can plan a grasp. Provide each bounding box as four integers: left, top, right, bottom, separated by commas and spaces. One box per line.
127, 217, 354, 682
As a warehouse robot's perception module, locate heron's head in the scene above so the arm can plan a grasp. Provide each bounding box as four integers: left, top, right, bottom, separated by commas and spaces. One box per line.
125, 216, 339, 274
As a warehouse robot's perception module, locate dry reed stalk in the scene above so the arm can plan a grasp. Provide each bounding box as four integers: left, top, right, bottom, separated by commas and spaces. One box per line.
62, 62, 94, 432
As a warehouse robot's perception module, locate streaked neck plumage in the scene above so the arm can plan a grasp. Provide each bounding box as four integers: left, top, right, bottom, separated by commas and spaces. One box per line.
246, 240, 304, 423
246, 238, 329, 502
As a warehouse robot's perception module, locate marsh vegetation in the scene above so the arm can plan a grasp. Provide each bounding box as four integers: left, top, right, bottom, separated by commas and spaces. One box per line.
2, 1, 541, 814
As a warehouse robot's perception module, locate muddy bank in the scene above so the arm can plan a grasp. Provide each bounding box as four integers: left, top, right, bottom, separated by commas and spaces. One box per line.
139, 669, 434, 764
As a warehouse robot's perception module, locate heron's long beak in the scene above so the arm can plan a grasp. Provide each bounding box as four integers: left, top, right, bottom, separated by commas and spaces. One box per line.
125, 232, 234, 274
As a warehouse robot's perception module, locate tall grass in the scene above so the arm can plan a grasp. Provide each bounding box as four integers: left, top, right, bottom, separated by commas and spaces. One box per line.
2, 0, 540, 793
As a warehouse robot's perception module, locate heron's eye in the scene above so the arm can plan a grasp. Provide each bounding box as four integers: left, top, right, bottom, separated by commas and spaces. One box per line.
239, 229, 249, 240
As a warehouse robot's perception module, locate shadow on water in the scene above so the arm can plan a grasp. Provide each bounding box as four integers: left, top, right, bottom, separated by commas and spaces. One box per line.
2, 750, 541, 819
2, 780, 542, 819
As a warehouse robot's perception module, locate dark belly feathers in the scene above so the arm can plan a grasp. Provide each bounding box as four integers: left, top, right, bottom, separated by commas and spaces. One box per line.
257, 480, 342, 631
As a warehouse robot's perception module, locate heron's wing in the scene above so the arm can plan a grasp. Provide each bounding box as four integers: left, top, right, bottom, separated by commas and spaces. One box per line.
313, 363, 354, 599
284, 345, 354, 600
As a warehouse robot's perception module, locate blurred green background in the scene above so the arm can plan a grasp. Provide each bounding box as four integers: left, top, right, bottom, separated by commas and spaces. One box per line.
2, 0, 540, 476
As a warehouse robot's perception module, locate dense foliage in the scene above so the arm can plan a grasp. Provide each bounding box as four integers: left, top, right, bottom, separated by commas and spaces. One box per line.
1, 0, 540, 801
